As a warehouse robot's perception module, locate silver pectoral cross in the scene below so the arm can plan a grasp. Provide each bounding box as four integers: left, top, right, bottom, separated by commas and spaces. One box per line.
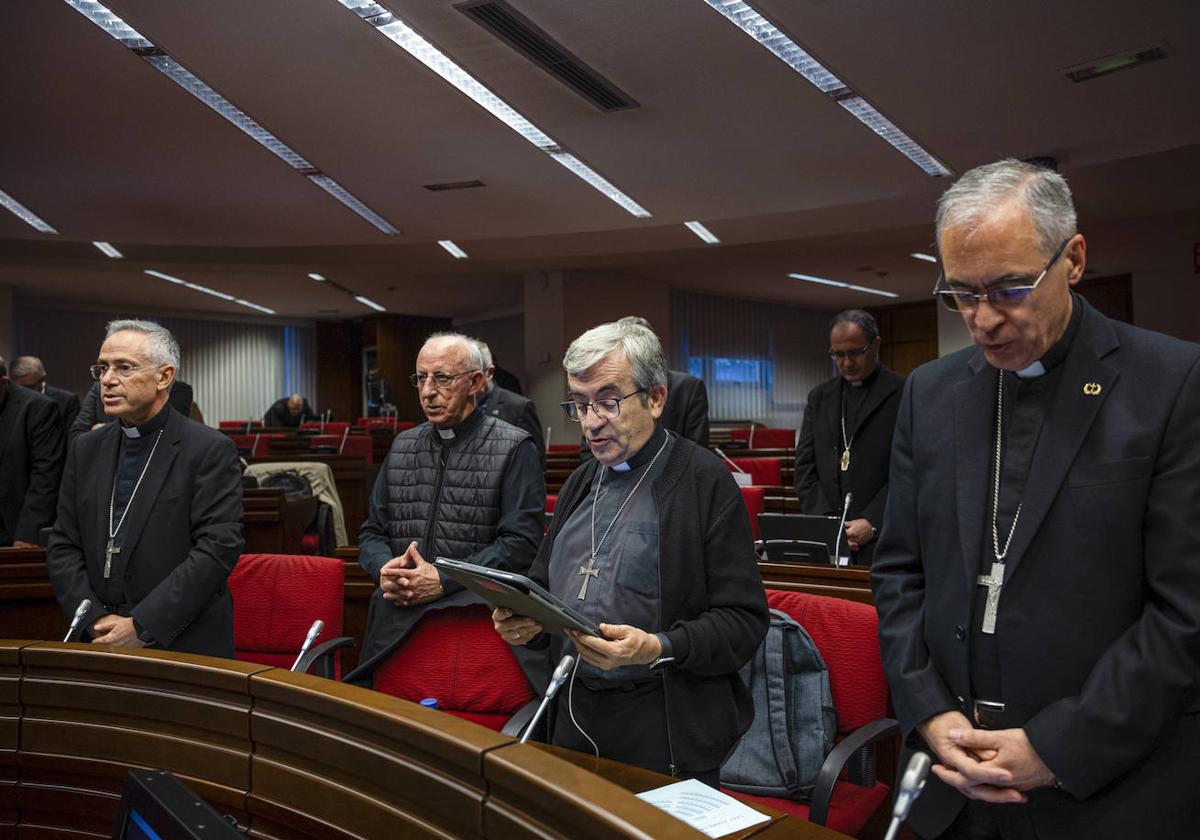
977, 561, 1005, 635
104, 539, 121, 579
577, 556, 599, 600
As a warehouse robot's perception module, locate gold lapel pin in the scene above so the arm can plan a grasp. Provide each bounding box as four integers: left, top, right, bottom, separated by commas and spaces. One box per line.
1082, 382, 1102, 396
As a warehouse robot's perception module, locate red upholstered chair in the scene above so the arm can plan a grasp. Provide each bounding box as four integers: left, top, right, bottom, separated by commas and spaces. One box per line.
729, 427, 795, 449
228, 432, 285, 458
220, 419, 263, 430
739, 486, 765, 540
371, 604, 537, 732
310, 434, 374, 462
727, 590, 898, 837
357, 418, 416, 433
728, 458, 783, 486
300, 421, 351, 436
229, 553, 354, 678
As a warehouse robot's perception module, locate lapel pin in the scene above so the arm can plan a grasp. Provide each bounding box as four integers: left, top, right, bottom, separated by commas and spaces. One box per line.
1082, 382, 1102, 396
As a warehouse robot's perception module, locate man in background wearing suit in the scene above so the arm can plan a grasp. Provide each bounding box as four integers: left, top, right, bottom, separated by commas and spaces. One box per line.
11, 355, 81, 431
0, 355, 65, 548
475, 339, 545, 456
47, 320, 243, 657
793, 310, 903, 565
872, 159, 1200, 838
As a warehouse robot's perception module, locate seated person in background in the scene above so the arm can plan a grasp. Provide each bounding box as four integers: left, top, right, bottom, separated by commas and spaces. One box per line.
11, 355, 82, 430
494, 320, 767, 785
47, 319, 242, 657
474, 339, 545, 456
263, 393, 313, 427
0, 355, 65, 547
346, 332, 545, 683
71, 377, 195, 444
793, 309, 903, 565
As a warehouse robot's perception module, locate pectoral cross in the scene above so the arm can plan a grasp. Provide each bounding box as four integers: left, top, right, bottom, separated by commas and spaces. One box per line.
977, 561, 1005, 635
104, 539, 121, 580
577, 557, 599, 600
840, 448, 850, 471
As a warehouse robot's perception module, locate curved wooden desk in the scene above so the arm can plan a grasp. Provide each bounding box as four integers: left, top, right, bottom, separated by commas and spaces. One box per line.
0, 641, 849, 840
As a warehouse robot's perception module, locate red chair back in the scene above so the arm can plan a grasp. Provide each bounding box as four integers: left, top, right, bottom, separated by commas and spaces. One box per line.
356, 418, 416, 432
220, 419, 263, 430
728, 458, 783, 487
301, 421, 351, 436
545, 494, 557, 515
730, 427, 795, 449
229, 553, 346, 677
228, 432, 284, 458
739, 487, 765, 540
310, 434, 374, 462
372, 605, 535, 731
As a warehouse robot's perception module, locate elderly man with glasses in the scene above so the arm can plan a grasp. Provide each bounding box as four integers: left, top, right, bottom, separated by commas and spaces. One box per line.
46, 319, 242, 657
347, 331, 545, 684
492, 320, 767, 784
871, 159, 1200, 839
793, 309, 904, 565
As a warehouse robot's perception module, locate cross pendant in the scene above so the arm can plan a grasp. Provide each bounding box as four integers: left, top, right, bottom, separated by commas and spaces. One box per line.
577, 556, 600, 600
104, 539, 121, 580
977, 561, 1005, 635
840, 448, 850, 471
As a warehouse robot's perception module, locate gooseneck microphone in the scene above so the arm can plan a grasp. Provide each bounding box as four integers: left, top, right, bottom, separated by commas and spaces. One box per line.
883, 751, 932, 840
290, 620, 325, 672
520, 654, 576, 745
832, 492, 853, 566
63, 599, 92, 643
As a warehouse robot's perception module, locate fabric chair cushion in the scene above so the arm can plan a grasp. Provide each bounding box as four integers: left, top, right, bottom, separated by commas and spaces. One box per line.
230, 553, 345, 655
301, 421, 351, 435
730, 428, 795, 448
739, 486, 765, 540
727, 781, 890, 837
310, 434, 373, 462
729, 458, 783, 487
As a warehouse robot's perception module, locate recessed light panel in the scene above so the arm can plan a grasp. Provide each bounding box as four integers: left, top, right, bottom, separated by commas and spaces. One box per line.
0, 188, 58, 234
788, 272, 898, 298
93, 241, 123, 258
354, 295, 387, 312
684, 221, 720, 244
438, 240, 469, 259
145, 269, 277, 313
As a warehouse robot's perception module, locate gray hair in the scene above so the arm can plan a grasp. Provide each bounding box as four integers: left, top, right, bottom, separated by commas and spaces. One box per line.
105, 319, 181, 368
475, 339, 494, 370
616, 315, 653, 330
564, 321, 669, 392
423, 331, 485, 371
831, 310, 879, 344
936, 158, 1077, 257
10, 356, 45, 379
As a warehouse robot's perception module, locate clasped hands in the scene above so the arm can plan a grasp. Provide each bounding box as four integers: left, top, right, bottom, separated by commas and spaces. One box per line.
919, 711, 1057, 804
491, 608, 662, 670
844, 518, 875, 552
379, 541, 444, 607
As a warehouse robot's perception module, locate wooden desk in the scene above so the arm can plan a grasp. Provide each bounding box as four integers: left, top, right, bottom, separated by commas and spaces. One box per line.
242, 488, 319, 554
249, 455, 369, 544
758, 561, 874, 605
0, 643, 850, 839
0, 548, 64, 645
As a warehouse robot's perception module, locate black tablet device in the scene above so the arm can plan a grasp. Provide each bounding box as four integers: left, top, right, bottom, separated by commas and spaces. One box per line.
433, 557, 604, 638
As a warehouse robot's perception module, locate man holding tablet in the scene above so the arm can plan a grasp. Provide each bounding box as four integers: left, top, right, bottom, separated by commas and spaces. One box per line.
493, 319, 767, 785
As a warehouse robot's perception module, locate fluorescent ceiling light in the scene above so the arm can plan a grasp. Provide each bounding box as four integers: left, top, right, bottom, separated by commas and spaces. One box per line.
336, 0, 651, 218
64, 0, 399, 235
145, 269, 278, 313
910, 252, 938, 263
93, 241, 123, 258
355, 295, 387, 312
0, 188, 58, 234
787, 272, 899, 298
684, 221, 720, 244
308, 273, 326, 281
438, 240, 469, 259
702, 0, 951, 177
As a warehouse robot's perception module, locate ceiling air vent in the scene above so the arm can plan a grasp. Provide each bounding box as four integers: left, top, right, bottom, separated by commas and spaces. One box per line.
458, 0, 639, 112
1063, 43, 1168, 83
424, 179, 487, 191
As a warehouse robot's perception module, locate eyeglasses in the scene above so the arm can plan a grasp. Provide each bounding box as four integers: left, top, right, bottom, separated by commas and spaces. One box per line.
561, 390, 646, 422
933, 238, 1070, 312
90, 363, 158, 380
409, 369, 479, 389
829, 345, 870, 362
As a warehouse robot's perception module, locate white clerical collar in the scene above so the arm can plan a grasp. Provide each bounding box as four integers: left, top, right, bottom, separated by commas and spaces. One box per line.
1016, 360, 1046, 379
436, 427, 456, 440
610, 461, 631, 472
121, 424, 142, 439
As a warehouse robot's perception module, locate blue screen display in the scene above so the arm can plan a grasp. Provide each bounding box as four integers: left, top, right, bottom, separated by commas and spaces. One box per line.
126, 808, 164, 840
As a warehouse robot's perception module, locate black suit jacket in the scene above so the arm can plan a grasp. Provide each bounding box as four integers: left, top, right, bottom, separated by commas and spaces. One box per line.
263, 397, 314, 427
478, 385, 544, 455
871, 300, 1200, 838
71, 380, 195, 444
47, 406, 243, 657
44, 385, 81, 432
793, 367, 904, 551
579, 369, 709, 460
0, 386, 65, 545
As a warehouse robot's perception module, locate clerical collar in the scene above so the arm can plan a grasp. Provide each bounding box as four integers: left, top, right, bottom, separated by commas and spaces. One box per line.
121, 404, 171, 439
433, 405, 483, 443
1016, 293, 1084, 379
609, 426, 668, 473
843, 365, 882, 389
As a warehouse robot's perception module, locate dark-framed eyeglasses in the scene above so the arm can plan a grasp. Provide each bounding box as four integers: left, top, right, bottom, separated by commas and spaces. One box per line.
829, 345, 870, 362
933, 238, 1070, 313
90, 363, 157, 380
409, 369, 479, 389
560, 390, 646, 422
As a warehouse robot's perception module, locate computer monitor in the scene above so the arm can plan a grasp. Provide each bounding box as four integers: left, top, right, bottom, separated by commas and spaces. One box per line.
111, 769, 242, 840
757, 513, 850, 564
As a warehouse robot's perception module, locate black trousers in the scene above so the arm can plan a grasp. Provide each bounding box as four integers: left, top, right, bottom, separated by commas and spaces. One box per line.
937, 801, 1041, 840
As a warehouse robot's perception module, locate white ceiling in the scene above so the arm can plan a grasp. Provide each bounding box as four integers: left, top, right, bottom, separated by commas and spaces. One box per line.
1, 0, 1198, 319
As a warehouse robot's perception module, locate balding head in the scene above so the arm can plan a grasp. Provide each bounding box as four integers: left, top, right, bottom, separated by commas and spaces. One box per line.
11, 356, 47, 390
286, 394, 305, 415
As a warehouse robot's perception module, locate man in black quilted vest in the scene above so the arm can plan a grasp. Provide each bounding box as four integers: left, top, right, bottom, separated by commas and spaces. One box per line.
347, 332, 545, 683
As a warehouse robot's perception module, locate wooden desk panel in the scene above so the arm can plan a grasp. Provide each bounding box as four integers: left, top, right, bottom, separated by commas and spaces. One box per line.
757, 562, 874, 605
0, 642, 33, 834
0, 548, 65, 645
243, 489, 319, 555
249, 456, 368, 545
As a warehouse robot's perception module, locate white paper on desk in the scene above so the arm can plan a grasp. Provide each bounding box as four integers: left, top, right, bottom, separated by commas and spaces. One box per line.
636, 779, 770, 838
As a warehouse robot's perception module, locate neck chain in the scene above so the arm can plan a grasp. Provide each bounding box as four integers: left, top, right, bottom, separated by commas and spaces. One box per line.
109, 430, 165, 540
991, 371, 1021, 562
590, 433, 670, 561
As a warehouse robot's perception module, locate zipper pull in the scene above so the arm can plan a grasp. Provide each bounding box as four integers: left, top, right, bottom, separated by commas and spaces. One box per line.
668, 763, 679, 777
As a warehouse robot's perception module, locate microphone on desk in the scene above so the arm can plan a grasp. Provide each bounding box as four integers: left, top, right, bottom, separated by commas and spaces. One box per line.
290, 620, 325, 672
883, 751, 932, 840
63, 599, 92, 643
832, 492, 852, 566
520, 654, 576, 745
